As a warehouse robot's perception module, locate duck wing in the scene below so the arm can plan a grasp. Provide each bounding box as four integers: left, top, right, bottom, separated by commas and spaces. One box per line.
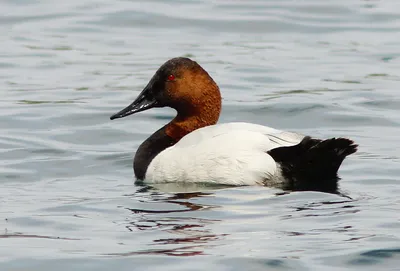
176, 122, 304, 148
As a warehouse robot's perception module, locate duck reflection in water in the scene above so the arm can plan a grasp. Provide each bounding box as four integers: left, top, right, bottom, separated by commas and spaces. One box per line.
118, 186, 227, 257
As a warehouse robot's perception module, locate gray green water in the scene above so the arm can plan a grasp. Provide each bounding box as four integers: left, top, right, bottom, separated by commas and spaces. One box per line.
1, 0, 400, 270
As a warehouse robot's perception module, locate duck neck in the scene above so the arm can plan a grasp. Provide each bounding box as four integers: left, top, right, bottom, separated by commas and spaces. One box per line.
165, 109, 220, 141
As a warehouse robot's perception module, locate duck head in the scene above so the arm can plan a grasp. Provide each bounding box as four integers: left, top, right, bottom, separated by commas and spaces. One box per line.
110, 57, 222, 125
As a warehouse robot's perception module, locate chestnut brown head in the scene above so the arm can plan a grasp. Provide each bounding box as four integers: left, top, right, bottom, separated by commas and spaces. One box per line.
110, 57, 221, 120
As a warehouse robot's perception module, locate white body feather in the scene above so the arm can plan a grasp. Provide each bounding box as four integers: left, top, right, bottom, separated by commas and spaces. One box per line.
144, 122, 304, 185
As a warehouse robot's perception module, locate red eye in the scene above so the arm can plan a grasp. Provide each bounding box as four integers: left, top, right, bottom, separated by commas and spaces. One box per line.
167, 74, 175, 81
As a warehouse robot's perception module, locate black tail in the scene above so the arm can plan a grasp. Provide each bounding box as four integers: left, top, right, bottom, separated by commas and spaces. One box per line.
268, 136, 358, 193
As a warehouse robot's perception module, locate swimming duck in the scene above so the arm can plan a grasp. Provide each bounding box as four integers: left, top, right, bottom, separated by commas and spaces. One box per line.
110, 57, 357, 192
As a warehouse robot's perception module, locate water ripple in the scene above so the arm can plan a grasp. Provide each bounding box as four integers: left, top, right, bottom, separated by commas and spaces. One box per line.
1, 0, 400, 270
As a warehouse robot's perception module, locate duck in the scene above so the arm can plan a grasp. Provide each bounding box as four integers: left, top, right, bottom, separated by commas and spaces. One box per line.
110, 57, 358, 193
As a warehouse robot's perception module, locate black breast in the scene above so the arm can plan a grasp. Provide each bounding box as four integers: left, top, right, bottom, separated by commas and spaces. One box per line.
133, 126, 176, 180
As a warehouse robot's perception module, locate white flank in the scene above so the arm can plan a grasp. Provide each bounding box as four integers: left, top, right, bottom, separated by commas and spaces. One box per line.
144, 122, 304, 185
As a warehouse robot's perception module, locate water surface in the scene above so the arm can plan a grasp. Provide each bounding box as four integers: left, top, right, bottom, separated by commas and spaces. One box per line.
1, 0, 400, 270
